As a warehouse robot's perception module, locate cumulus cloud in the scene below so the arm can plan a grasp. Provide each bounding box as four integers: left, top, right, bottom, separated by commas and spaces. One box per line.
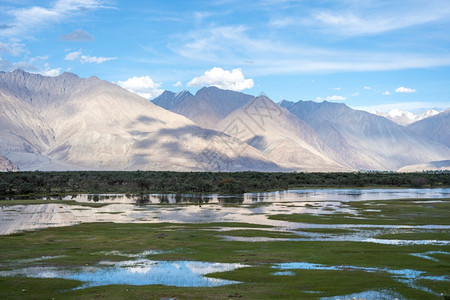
382, 91, 390, 95
187, 67, 254, 91
364, 86, 371, 90
117, 76, 164, 99
41, 67, 61, 76
172, 80, 182, 87
333, 87, 341, 91
64, 50, 116, 64
326, 95, 347, 101
395, 86, 416, 93
61, 28, 94, 41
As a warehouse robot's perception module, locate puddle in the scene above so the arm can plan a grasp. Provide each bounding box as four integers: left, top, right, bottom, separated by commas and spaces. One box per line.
0, 259, 248, 289
272, 271, 295, 276
320, 289, 403, 300
271, 262, 450, 297
409, 251, 450, 262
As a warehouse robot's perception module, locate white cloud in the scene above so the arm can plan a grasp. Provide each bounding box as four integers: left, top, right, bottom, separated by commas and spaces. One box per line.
172, 80, 182, 87
316, 95, 347, 102
64, 50, 116, 64
333, 87, 341, 91
382, 91, 390, 95
352, 92, 359, 97
395, 86, 416, 93
364, 86, 371, 90
41, 67, 61, 76
117, 76, 163, 99
325, 95, 347, 101
65, 51, 82, 61
187, 67, 254, 91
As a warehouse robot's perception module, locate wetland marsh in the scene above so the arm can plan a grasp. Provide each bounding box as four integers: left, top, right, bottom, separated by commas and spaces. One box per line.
0, 188, 449, 299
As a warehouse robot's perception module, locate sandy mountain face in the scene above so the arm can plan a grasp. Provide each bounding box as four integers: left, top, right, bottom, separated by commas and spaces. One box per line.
397, 160, 450, 172
407, 109, 450, 148
0, 70, 281, 171
217, 96, 352, 171
153, 86, 254, 129
282, 100, 449, 170
373, 109, 441, 126
0, 154, 19, 172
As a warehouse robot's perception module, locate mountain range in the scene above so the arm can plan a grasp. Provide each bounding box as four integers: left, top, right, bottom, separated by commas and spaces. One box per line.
1, 70, 448, 172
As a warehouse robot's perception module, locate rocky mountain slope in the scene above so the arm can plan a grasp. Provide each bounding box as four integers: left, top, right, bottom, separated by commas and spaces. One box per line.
0, 70, 280, 171
217, 97, 352, 171
1, 70, 447, 172
0, 154, 19, 172
153, 86, 253, 129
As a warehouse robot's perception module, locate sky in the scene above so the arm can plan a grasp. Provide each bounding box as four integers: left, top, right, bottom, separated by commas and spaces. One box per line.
1, 0, 450, 113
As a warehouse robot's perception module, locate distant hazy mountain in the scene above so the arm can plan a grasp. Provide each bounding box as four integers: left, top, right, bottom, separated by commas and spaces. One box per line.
373, 109, 441, 126
218, 96, 352, 171
153, 86, 254, 129
0, 70, 280, 171
0, 154, 19, 172
282, 100, 448, 170
407, 109, 450, 148
398, 160, 450, 172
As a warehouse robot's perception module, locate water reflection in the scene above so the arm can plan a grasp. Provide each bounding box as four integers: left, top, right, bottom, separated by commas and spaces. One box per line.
0, 259, 247, 289
1, 189, 449, 238
2, 188, 449, 204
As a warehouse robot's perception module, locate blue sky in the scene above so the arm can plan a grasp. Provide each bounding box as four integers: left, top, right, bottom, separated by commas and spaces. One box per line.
1, 0, 450, 113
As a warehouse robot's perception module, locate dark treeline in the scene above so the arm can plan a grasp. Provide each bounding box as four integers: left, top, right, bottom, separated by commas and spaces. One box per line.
0, 171, 449, 197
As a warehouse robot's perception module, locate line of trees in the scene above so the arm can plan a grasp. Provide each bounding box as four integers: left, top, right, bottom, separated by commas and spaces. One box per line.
0, 171, 448, 197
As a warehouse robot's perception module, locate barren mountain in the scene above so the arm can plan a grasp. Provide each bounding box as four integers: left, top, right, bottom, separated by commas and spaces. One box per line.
151, 90, 193, 111
153, 86, 254, 129
0, 154, 19, 172
398, 160, 450, 172
218, 96, 352, 171
0, 70, 280, 171
407, 109, 450, 148
282, 100, 448, 170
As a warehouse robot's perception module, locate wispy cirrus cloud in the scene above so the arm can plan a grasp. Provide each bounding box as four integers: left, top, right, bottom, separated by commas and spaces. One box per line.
65, 50, 116, 64
269, 0, 450, 36
0, 0, 110, 37
170, 24, 450, 76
